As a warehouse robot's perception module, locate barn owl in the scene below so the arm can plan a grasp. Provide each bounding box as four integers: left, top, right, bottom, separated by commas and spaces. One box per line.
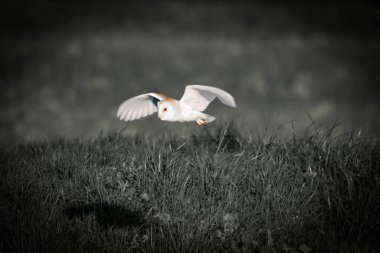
117, 85, 236, 126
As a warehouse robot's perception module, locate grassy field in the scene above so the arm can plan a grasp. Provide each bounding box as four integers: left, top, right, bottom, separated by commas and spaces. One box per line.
0, 123, 379, 252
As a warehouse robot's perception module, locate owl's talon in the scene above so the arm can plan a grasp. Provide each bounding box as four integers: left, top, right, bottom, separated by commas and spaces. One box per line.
196, 119, 208, 126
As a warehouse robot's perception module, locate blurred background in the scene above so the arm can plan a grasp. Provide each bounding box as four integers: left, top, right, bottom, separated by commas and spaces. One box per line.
1, 1, 379, 146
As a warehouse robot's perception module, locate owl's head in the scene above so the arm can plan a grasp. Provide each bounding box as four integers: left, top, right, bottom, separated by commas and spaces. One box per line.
157, 101, 175, 121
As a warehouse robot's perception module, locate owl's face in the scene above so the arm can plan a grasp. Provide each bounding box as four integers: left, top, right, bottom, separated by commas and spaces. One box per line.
158, 101, 175, 121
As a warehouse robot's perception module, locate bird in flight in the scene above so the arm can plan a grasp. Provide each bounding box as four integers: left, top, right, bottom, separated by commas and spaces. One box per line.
117, 85, 236, 126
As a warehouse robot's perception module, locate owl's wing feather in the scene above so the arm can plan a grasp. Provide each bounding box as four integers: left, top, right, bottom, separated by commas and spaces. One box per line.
179, 85, 236, 112
117, 93, 163, 122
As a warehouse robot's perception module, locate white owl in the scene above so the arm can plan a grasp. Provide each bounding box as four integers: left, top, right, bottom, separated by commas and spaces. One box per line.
117, 85, 236, 126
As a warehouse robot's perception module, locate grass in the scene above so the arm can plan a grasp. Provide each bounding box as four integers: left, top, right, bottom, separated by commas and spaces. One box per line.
0, 123, 379, 252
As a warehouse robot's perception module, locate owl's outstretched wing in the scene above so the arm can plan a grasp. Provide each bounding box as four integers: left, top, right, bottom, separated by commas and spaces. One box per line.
179, 85, 236, 112
117, 93, 164, 122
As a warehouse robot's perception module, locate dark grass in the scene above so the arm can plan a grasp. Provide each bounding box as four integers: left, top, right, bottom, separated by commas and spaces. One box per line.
0, 123, 379, 252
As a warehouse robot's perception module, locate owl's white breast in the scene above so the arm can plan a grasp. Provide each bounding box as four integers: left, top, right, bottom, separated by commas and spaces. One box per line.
178, 102, 201, 122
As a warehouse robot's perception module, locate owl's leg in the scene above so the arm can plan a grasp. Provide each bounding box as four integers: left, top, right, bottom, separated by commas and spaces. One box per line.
196, 113, 215, 126
196, 119, 209, 126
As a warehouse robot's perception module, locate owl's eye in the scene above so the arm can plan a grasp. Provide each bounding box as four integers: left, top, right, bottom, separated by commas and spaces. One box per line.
163, 108, 168, 112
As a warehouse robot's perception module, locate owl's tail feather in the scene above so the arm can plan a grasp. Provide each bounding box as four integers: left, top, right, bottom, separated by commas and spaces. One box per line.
203, 114, 215, 123
196, 113, 215, 126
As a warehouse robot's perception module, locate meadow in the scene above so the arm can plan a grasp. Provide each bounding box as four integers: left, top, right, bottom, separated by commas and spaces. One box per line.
0, 123, 379, 252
